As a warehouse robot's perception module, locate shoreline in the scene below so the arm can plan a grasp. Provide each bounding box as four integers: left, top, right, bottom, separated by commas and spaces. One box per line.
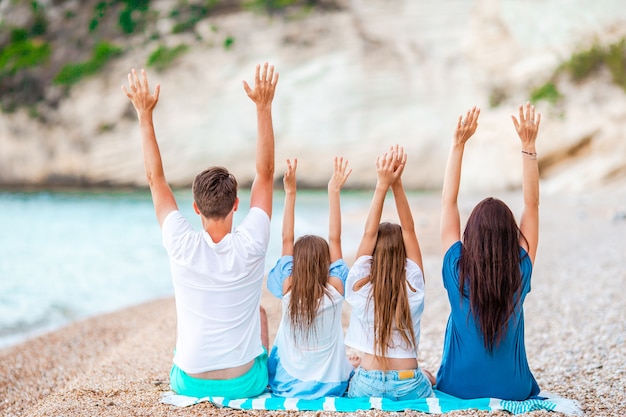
1, 191, 625, 416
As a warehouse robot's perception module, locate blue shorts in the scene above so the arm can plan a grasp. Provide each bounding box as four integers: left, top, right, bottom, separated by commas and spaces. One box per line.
347, 367, 434, 401
170, 349, 268, 399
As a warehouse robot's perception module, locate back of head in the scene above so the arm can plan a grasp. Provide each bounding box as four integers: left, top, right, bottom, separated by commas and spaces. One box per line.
289, 235, 331, 343
372, 222, 406, 263
370, 222, 415, 365
192, 167, 238, 219
460, 197, 524, 352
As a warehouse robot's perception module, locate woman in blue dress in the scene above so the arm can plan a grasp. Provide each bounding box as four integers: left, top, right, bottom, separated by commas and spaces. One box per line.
436, 103, 542, 400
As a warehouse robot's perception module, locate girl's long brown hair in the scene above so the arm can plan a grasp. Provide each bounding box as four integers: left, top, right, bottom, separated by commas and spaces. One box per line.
459, 197, 526, 353
368, 222, 415, 368
288, 235, 331, 344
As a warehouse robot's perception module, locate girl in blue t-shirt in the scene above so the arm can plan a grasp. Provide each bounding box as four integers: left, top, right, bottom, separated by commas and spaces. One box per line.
266, 157, 354, 399
437, 103, 542, 400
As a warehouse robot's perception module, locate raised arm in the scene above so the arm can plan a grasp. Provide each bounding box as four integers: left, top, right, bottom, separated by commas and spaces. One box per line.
440, 106, 480, 253
512, 102, 541, 263
243, 63, 279, 218
328, 156, 352, 262
281, 159, 297, 257
356, 150, 403, 258
122, 69, 177, 227
389, 146, 424, 273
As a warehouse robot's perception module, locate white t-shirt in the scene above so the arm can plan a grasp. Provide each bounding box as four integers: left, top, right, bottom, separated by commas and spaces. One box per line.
267, 257, 353, 397
344, 255, 425, 358
162, 207, 270, 374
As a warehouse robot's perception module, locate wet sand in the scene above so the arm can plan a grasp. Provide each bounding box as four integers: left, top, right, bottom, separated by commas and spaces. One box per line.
1, 190, 625, 417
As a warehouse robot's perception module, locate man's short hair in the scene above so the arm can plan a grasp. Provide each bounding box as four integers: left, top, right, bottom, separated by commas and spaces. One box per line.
192, 167, 238, 219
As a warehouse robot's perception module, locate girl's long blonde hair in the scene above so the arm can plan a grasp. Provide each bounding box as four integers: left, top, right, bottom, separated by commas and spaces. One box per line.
288, 235, 331, 344
368, 222, 415, 368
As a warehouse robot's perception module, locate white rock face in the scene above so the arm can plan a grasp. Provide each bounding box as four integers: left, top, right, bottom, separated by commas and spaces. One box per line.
1, 0, 626, 193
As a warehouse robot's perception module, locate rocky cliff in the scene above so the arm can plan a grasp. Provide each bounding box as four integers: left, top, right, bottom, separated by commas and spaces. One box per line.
1, 0, 626, 193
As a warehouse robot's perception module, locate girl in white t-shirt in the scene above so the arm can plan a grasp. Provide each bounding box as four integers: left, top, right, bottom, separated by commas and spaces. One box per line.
345, 146, 435, 401
266, 157, 354, 399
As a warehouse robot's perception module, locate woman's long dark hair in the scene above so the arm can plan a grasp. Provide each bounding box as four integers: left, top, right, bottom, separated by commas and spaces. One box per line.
459, 197, 526, 353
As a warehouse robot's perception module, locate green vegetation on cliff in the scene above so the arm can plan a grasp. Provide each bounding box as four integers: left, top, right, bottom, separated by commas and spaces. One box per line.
147, 44, 189, 71
0, 0, 338, 114
54, 42, 123, 86
528, 38, 626, 106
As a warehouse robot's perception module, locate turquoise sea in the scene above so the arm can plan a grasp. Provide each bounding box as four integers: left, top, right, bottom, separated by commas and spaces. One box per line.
0, 189, 369, 348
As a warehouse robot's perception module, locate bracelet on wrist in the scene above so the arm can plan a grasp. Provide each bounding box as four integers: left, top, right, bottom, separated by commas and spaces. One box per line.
521, 150, 537, 160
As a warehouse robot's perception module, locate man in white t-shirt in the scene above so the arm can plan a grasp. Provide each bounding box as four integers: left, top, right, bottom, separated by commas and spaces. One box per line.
122, 63, 279, 398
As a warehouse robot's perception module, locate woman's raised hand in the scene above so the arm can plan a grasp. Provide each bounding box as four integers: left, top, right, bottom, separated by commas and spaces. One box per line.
512, 102, 541, 148
454, 106, 480, 146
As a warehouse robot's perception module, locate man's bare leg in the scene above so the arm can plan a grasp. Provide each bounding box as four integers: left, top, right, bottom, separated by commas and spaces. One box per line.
260, 306, 269, 351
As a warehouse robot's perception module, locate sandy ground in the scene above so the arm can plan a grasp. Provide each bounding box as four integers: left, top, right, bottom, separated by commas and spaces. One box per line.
1, 189, 625, 417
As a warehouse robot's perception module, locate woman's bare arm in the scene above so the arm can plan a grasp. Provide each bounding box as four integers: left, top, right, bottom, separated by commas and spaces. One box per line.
440, 106, 480, 253
512, 102, 541, 263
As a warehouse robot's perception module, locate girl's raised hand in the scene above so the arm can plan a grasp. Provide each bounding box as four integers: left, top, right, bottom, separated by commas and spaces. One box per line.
283, 158, 297, 194
328, 156, 352, 193
376, 149, 403, 188
388, 144, 408, 179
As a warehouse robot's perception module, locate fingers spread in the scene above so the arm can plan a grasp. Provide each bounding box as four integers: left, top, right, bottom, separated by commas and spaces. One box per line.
511, 114, 520, 130
267, 64, 274, 82
473, 107, 481, 124
141, 68, 149, 89
132, 68, 140, 87
153, 84, 161, 101
242, 80, 252, 95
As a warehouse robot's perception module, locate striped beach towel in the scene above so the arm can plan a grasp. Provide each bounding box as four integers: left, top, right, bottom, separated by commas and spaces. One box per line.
161, 389, 583, 415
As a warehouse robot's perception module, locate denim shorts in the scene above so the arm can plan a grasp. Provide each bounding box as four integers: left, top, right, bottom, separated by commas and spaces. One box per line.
170, 349, 268, 399
347, 366, 434, 401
